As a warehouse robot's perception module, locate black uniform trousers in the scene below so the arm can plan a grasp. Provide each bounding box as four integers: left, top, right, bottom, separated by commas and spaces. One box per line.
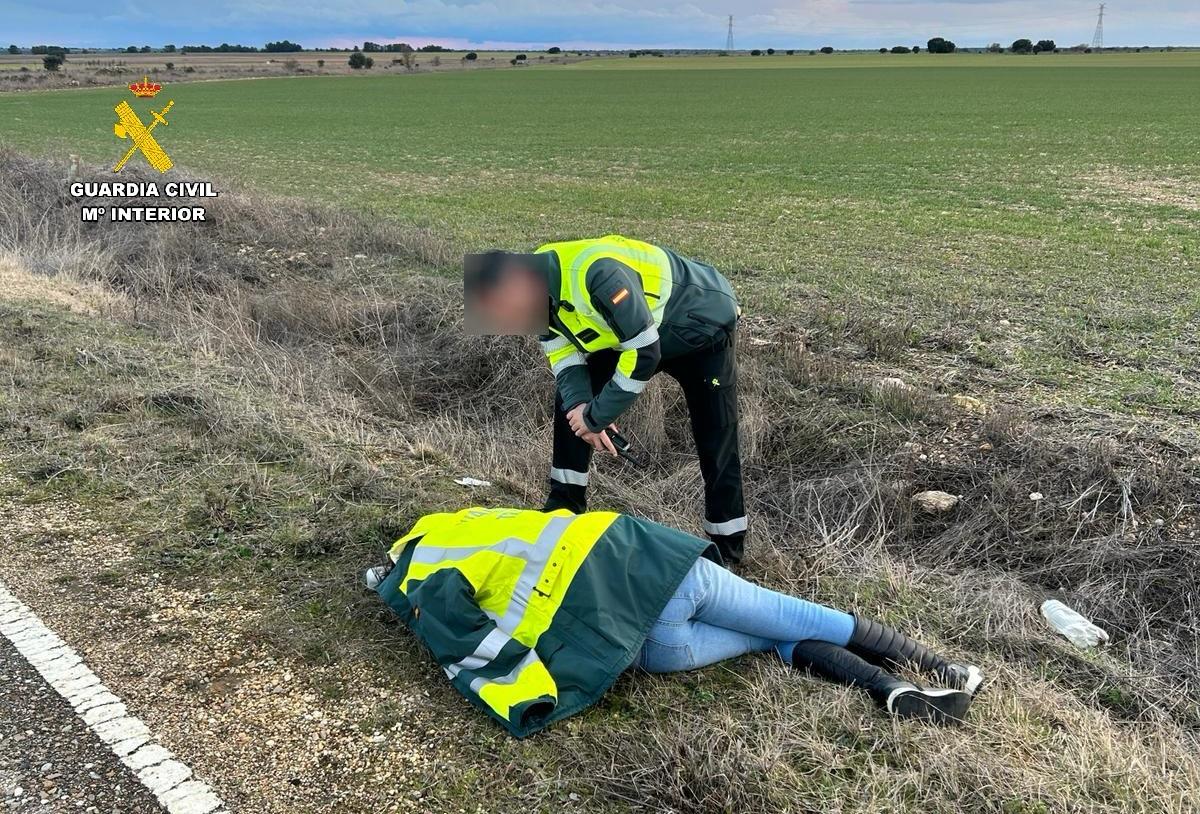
546, 330, 746, 564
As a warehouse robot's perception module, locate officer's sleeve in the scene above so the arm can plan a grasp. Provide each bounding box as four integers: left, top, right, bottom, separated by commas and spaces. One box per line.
539, 331, 592, 412
581, 259, 662, 432
405, 568, 558, 736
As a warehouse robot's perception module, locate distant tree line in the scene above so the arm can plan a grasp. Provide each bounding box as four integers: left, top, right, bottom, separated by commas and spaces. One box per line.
180, 43, 259, 53
748, 38, 950, 54
1010, 38, 1059, 53
737, 37, 1088, 55
766, 40, 1173, 55
362, 42, 412, 52
9, 36, 1167, 67
362, 41, 491, 53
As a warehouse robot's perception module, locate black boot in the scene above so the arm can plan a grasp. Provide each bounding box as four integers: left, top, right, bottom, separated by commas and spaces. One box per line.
791, 641, 973, 725
848, 616, 984, 695
708, 532, 745, 566
543, 482, 586, 514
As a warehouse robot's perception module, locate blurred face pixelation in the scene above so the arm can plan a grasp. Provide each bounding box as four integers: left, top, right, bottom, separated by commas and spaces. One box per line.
465, 254, 548, 335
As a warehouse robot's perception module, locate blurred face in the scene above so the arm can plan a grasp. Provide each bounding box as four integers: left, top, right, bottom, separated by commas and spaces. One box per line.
468, 260, 548, 335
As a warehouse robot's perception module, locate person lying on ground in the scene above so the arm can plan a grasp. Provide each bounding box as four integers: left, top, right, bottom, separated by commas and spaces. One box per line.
369, 507, 984, 738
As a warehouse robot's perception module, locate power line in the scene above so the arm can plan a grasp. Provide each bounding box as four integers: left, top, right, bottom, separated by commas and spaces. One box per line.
1091, 3, 1106, 49
725, 15, 735, 51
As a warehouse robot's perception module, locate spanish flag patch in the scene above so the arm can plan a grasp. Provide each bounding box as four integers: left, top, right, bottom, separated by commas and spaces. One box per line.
611, 288, 630, 305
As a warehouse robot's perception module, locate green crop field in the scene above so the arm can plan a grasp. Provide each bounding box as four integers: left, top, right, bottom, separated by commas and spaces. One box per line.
2, 54, 1197, 417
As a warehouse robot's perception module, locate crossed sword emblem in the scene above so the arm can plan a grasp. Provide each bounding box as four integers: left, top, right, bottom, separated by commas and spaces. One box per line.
113, 100, 175, 173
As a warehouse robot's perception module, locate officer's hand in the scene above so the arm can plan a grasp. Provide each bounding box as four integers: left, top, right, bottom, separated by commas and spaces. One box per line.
581, 429, 618, 457
566, 404, 590, 436
567, 404, 618, 456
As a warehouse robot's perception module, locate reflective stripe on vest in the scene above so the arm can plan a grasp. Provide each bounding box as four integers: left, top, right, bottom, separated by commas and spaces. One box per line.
618, 325, 660, 351
539, 336, 571, 354
551, 352, 586, 376
447, 634, 558, 722
445, 627, 510, 678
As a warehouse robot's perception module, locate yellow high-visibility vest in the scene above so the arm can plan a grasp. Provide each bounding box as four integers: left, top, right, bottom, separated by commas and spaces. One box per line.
537, 234, 673, 349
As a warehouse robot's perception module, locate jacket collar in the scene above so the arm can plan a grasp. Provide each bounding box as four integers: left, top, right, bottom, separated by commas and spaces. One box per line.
534, 249, 564, 314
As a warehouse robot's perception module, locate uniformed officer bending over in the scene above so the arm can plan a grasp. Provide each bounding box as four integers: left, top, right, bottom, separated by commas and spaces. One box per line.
466, 235, 747, 564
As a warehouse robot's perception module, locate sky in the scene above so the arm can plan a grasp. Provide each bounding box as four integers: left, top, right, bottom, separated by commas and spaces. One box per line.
2, 1, 1198, 51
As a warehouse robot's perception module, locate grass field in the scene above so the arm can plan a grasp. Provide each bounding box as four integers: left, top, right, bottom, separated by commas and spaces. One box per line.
3, 55, 1200, 813
1, 53, 1196, 414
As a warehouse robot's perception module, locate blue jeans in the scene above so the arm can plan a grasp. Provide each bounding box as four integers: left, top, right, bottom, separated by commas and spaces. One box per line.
633, 557, 855, 673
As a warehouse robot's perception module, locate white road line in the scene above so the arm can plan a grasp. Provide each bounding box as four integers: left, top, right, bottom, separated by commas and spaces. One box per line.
0, 583, 229, 814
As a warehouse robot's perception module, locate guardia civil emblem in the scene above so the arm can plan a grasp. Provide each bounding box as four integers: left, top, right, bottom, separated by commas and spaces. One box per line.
112, 76, 175, 173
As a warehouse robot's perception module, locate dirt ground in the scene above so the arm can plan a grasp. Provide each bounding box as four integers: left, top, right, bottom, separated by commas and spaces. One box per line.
0, 468, 453, 813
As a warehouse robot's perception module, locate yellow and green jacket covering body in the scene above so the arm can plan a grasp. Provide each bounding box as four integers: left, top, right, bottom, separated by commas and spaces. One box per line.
375, 507, 710, 737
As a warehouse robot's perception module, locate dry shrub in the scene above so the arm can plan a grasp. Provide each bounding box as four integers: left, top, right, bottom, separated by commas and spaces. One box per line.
0, 62, 331, 94
583, 708, 785, 813
895, 429, 1200, 703
227, 277, 545, 422
0, 149, 452, 303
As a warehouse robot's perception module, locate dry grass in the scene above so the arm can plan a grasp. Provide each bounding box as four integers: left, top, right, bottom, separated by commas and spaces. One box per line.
0, 51, 585, 93
3, 149, 1200, 812
0, 255, 127, 315
0, 151, 452, 294
1080, 166, 1200, 212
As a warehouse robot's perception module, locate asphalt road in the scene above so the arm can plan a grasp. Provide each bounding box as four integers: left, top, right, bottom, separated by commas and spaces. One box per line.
0, 636, 164, 813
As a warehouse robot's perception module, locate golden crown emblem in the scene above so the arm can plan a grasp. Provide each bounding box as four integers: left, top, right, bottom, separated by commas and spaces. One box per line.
128, 76, 163, 98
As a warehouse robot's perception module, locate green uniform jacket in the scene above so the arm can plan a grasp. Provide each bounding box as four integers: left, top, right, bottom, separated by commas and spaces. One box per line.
534, 235, 740, 432
374, 507, 711, 737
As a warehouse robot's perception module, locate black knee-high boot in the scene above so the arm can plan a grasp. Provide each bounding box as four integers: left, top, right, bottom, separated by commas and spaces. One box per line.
790, 641, 973, 725
848, 617, 983, 694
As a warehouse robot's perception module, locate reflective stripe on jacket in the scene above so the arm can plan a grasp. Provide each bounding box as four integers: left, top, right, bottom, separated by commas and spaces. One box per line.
536, 235, 739, 431
374, 507, 711, 737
